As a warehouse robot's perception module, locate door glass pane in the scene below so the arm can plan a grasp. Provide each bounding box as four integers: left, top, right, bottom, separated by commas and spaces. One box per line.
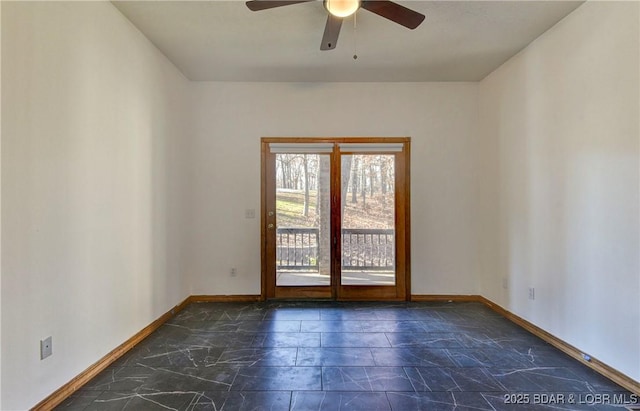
276, 154, 331, 286
341, 154, 395, 285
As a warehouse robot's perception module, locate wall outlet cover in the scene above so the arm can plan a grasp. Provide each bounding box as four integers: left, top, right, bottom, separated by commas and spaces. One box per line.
40, 336, 52, 360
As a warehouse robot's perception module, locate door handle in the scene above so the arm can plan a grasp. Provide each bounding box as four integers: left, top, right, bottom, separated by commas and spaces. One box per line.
268, 211, 274, 217
268, 223, 274, 229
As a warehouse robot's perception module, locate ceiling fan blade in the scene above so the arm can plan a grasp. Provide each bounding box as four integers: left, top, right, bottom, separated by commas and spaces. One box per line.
246, 0, 314, 12
361, 0, 425, 29
320, 14, 343, 50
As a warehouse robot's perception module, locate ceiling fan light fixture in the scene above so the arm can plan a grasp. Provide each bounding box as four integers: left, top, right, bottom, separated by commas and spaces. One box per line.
324, 0, 360, 18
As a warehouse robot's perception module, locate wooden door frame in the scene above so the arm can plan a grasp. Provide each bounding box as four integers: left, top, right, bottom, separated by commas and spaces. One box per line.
261, 137, 411, 301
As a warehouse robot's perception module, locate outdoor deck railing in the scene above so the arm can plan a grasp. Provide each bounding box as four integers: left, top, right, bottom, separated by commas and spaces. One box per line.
341, 228, 395, 271
276, 228, 319, 270
276, 227, 394, 271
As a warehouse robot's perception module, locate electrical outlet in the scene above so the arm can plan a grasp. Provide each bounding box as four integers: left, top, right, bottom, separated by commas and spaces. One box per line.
502, 277, 508, 289
230, 267, 237, 277
40, 336, 52, 360
245, 209, 256, 219
528, 287, 535, 300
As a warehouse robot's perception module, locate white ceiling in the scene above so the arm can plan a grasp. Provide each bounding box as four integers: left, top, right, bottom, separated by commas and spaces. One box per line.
113, 0, 583, 82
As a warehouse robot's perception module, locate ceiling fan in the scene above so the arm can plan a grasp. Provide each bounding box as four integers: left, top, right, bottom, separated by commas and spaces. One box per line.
245, 0, 426, 50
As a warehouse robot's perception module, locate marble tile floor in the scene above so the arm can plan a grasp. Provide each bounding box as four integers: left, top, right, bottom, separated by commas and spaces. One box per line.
56, 301, 636, 410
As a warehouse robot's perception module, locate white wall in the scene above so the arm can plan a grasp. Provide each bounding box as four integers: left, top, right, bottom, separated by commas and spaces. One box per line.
0, 1, 3, 407
479, 1, 639, 382
1, 2, 190, 409
187, 82, 483, 296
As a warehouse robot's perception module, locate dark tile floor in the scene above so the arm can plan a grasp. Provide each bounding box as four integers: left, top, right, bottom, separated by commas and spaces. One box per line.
56, 301, 636, 410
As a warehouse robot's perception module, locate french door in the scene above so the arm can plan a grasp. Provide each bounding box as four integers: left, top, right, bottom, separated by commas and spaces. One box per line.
261, 138, 410, 301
